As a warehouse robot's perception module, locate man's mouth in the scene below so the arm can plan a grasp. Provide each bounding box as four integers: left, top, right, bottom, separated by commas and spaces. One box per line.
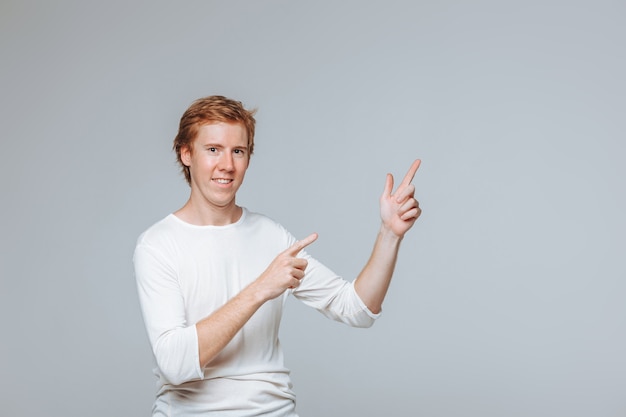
213, 178, 233, 184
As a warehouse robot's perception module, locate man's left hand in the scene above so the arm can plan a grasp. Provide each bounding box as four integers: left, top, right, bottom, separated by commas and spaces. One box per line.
379, 159, 422, 238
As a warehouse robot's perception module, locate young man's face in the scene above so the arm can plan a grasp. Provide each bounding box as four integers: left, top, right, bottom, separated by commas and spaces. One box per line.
182, 122, 250, 211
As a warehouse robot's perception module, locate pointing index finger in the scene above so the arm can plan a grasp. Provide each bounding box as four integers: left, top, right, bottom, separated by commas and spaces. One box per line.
286, 233, 318, 256
400, 159, 421, 187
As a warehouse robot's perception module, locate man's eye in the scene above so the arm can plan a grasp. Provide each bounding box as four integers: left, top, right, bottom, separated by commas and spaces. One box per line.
208, 147, 217, 152
234, 149, 246, 156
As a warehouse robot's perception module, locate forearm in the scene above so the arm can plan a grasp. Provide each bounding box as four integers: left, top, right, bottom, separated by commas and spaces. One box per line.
195, 283, 265, 368
194, 233, 315, 368
353, 225, 403, 314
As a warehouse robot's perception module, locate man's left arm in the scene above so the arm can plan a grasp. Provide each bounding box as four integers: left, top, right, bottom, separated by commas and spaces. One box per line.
353, 159, 422, 314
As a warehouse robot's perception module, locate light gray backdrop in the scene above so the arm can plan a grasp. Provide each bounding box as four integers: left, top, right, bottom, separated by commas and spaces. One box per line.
1, 1, 624, 416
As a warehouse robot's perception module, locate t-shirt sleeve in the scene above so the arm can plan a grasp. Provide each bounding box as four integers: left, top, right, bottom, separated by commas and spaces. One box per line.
290, 249, 381, 328
133, 241, 204, 385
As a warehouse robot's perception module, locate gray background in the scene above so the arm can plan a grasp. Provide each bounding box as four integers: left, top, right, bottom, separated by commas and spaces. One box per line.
1, 1, 624, 416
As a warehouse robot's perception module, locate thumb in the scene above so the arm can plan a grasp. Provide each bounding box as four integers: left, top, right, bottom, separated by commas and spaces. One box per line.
382, 173, 394, 198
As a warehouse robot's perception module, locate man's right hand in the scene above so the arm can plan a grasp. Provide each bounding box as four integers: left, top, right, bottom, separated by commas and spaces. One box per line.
195, 232, 318, 368
252, 233, 318, 302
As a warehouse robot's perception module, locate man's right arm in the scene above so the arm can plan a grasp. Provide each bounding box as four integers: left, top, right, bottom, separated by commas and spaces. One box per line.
194, 233, 318, 369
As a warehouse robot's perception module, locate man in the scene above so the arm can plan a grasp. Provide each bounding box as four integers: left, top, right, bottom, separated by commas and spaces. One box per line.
134, 95, 421, 416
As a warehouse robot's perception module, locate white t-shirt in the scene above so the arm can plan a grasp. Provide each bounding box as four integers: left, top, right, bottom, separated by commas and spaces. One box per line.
134, 208, 379, 416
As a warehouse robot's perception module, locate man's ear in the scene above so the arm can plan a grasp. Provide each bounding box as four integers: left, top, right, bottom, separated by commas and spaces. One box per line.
181, 145, 192, 166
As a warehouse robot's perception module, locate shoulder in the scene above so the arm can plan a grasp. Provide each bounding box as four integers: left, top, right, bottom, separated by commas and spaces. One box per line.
243, 208, 279, 226
135, 214, 180, 248
243, 208, 288, 232
241, 208, 295, 246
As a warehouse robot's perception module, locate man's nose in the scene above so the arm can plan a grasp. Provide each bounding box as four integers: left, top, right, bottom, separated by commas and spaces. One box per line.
219, 151, 234, 171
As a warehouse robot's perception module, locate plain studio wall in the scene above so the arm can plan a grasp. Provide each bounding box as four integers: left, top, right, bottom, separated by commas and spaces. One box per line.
1, 1, 624, 416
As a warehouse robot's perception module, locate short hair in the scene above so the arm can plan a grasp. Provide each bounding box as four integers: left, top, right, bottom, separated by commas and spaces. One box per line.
173, 95, 257, 185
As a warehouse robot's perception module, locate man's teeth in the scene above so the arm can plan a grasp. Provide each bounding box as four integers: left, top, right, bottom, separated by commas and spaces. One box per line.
214, 179, 232, 184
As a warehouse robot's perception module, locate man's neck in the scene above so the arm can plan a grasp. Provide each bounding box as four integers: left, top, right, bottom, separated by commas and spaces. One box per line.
174, 199, 243, 226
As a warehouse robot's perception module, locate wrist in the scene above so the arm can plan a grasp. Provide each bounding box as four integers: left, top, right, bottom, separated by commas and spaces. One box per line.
379, 223, 404, 241
240, 281, 269, 306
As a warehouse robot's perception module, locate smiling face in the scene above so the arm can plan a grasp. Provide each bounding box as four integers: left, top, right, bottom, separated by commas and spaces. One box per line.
181, 122, 250, 214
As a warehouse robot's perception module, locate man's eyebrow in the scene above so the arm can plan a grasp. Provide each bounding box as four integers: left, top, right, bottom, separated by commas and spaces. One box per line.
201, 143, 247, 149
